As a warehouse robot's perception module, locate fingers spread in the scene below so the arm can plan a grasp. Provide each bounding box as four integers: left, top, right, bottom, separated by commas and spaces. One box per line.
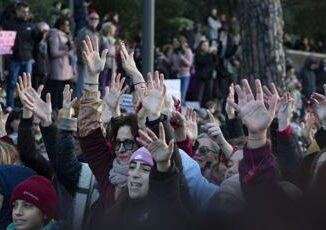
242, 79, 254, 101
255, 79, 263, 101
158, 122, 165, 141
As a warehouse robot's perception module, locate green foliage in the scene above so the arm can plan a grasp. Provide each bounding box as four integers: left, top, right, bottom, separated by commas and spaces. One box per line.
92, 0, 142, 41
4, 0, 326, 45
282, 0, 326, 41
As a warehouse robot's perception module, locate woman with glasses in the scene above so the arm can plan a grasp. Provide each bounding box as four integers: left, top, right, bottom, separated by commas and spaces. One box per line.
193, 133, 223, 184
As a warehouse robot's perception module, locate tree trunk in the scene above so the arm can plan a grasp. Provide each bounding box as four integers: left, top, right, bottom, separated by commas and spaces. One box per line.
237, 0, 285, 89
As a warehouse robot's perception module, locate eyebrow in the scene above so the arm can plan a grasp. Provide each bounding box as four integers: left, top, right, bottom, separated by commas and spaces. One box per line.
130, 161, 151, 167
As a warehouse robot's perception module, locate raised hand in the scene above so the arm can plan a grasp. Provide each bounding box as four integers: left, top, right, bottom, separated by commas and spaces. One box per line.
202, 111, 224, 144
101, 102, 113, 124
137, 123, 174, 172
138, 71, 166, 121
277, 91, 295, 131
263, 82, 281, 111
16, 74, 52, 125
119, 41, 144, 87
103, 73, 128, 117
82, 35, 108, 81
228, 79, 277, 148
170, 110, 186, 142
311, 84, 326, 126
228, 79, 277, 133
225, 83, 235, 119
184, 108, 198, 142
62, 85, 77, 118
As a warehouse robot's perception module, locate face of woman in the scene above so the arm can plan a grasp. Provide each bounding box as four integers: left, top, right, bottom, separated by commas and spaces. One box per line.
194, 138, 218, 169
128, 161, 151, 199
114, 126, 138, 165
10, 119, 20, 133
200, 41, 209, 53
12, 200, 46, 230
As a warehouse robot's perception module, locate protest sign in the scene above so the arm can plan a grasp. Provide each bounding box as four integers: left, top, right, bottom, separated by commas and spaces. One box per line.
0, 31, 17, 55
164, 79, 181, 100
120, 94, 134, 113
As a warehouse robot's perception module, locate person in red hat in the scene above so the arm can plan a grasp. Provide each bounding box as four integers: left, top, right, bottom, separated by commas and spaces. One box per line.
7, 176, 59, 230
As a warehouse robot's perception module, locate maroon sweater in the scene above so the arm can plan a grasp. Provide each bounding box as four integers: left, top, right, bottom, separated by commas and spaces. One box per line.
79, 128, 115, 208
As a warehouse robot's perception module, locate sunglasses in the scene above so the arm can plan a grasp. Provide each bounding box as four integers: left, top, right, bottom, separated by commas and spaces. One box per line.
197, 146, 218, 156
113, 139, 136, 152
90, 17, 99, 20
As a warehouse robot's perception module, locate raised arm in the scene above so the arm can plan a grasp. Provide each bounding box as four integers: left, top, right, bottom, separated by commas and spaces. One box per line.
16, 73, 53, 179
271, 92, 302, 182
53, 85, 82, 195
227, 79, 279, 198
202, 111, 234, 158
120, 41, 146, 88
311, 84, 326, 149
77, 35, 116, 203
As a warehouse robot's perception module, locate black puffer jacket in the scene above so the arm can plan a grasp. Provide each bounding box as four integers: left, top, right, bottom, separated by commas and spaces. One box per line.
3, 18, 40, 61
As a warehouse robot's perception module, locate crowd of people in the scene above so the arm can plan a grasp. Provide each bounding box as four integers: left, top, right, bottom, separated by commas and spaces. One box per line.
0, 1, 326, 230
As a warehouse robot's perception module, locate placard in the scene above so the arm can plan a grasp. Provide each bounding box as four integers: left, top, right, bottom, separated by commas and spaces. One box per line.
119, 94, 134, 113
0, 31, 17, 55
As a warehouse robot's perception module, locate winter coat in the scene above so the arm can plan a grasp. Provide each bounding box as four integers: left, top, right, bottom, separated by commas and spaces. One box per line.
48, 28, 73, 81
194, 52, 215, 80
3, 18, 40, 61
97, 164, 193, 230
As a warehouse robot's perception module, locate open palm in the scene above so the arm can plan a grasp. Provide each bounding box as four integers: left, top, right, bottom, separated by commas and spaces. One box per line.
138, 71, 166, 116
311, 84, 326, 123
137, 123, 174, 163
82, 35, 108, 78
228, 79, 277, 133
103, 73, 128, 110
16, 73, 52, 123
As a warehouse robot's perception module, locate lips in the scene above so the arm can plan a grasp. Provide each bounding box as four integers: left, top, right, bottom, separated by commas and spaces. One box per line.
13, 219, 26, 225
118, 153, 129, 162
130, 182, 142, 189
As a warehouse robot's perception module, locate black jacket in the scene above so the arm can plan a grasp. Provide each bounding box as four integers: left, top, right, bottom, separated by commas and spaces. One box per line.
98, 164, 193, 230
194, 52, 215, 80
3, 18, 40, 61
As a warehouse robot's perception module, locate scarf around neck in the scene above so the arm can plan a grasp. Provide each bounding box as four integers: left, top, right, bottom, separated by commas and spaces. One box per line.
109, 158, 129, 187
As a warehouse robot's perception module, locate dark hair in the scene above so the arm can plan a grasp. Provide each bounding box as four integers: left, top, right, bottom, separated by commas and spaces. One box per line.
16, 1, 30, 9
197, 40, 208, 54
54, 17, 69, 29
5, 108, 22, 134
109, 114, 139, 143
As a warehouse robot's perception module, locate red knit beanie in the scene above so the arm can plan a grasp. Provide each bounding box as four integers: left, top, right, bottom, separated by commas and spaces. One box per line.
10, 176, 57, 219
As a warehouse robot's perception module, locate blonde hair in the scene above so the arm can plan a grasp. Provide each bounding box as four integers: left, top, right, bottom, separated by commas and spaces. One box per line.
0, 141, 20, 164
101, 22, 116, 37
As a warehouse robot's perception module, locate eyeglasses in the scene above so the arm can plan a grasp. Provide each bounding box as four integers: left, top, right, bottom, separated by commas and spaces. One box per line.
90, 17, 99, 21
113, 139, 136, 152
197, 146, 218, 156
